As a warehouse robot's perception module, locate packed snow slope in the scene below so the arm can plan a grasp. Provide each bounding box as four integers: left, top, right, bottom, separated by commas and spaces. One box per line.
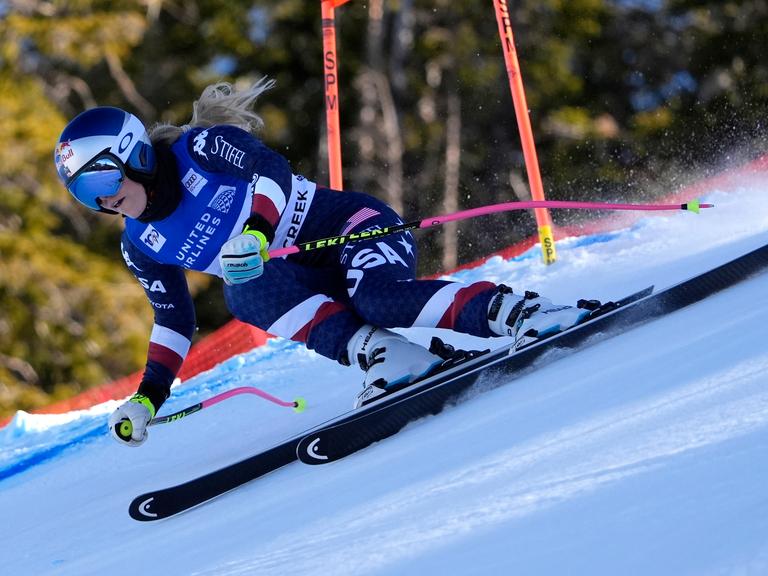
2, 178, 768, 576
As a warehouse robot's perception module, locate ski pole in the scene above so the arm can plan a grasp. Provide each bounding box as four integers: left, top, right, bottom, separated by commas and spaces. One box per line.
114, 387, 307, 441
267, 198, 713, 258
148, 387, 307, 427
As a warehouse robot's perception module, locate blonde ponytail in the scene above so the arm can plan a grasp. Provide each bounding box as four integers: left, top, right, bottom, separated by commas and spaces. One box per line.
150, 77, 275, 145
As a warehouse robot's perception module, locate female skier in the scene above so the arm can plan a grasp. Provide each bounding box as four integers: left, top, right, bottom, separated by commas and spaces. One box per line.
54, 80, 595, 446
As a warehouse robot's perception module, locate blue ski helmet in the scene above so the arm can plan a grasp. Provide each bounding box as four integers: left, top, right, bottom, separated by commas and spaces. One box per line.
54, 107, 156, 212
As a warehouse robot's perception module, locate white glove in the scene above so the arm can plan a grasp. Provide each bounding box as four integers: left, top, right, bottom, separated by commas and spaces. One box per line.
108, 394, 156, 447
218, 228, 270, 285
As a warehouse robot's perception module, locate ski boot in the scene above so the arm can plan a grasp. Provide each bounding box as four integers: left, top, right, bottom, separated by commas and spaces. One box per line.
488, 286, 601, 349
347, 325, 445, 408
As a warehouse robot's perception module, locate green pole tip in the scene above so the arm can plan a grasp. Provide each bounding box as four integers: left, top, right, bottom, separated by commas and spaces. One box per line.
293, 397, 307, 414
681, 199, 701, 213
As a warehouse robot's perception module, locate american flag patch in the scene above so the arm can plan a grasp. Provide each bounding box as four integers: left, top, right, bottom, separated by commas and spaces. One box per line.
341, 207, 380, 236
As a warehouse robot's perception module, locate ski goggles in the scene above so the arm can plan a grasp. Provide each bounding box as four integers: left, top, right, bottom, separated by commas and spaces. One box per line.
67, 154, 125, 211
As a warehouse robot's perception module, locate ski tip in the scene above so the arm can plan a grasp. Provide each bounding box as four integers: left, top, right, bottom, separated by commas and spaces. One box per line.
129, 494, 161, 521
293, 397, 308, 414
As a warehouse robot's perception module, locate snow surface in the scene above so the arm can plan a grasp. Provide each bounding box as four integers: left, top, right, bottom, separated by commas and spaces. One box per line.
2, 179, 768, 576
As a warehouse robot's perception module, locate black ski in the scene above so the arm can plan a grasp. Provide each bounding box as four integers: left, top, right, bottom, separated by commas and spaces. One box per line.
296, 288, 650, 464
129, 243, 768, 520
296, 243, 768, 464
129, 439, 299, 521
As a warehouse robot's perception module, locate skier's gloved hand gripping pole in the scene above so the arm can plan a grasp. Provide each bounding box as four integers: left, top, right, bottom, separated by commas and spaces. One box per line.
109, 394, 156, 447
219, 218, 272, 285
268, 198, 713, 258
110, 387, 307, 445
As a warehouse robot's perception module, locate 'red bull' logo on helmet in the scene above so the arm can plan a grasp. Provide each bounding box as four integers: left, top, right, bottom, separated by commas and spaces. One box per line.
54, 141, 74, 179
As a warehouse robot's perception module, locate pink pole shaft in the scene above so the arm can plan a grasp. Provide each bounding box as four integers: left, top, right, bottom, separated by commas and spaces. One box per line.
418, 200, 711, 226
268, 199, 712, 259
200, 386, 297, 409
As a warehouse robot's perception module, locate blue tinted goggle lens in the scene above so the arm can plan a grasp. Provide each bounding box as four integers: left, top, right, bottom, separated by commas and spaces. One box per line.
68, 156, 125, 211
